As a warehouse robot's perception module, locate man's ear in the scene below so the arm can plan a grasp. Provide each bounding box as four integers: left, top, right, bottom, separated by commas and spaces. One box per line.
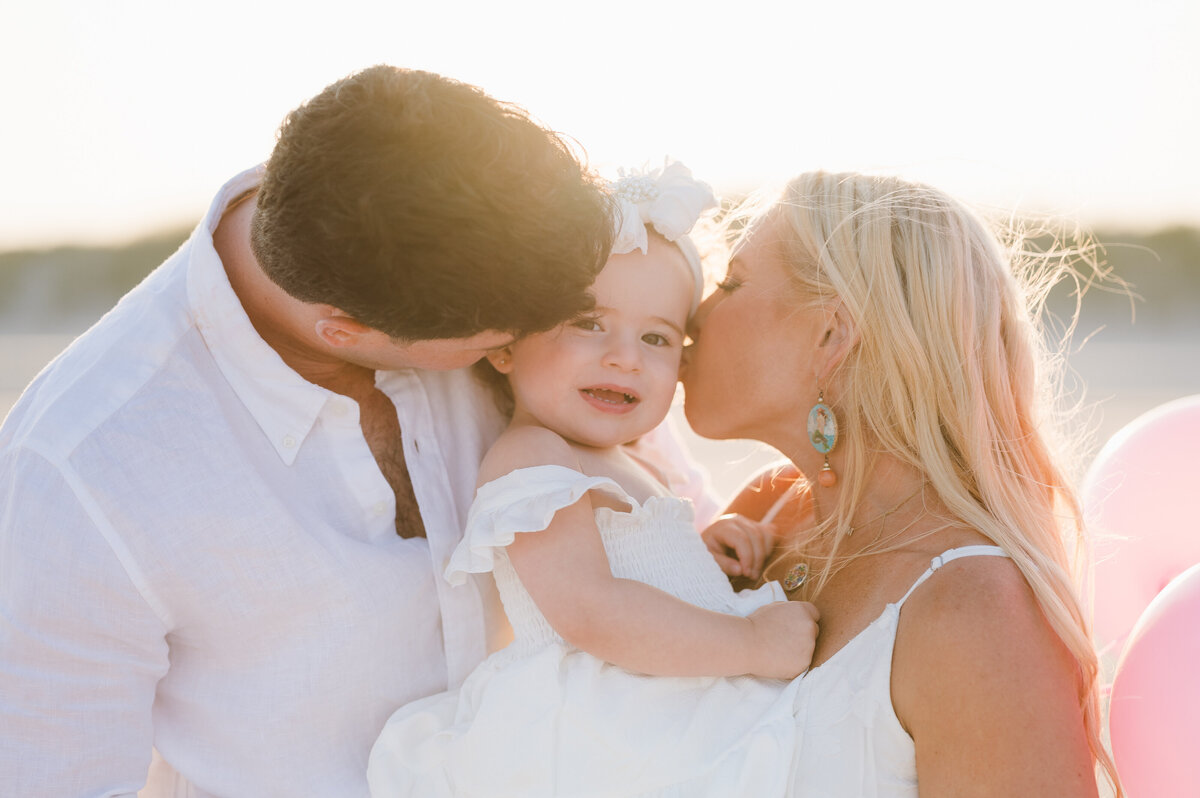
314, 312, 373, 349
816, 303, 859, 383
486, 346, 515, 374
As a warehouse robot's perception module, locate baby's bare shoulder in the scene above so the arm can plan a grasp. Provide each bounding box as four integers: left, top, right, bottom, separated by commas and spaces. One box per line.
478, 425, 581, 485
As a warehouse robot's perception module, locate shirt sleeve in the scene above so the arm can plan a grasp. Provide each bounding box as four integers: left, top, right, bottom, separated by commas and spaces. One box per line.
0, 446, 169, 796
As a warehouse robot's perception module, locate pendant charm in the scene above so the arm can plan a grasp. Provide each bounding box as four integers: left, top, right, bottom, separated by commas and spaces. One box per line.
783, 562, 809, 591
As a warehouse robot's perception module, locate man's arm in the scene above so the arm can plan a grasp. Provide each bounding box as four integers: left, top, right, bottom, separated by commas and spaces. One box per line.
0, 446, 169, 796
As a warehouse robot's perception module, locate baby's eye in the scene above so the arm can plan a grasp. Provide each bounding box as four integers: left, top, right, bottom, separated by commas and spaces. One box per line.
572, 316, 602, 332
641, 332, 671, 347
716, 276, 743, 293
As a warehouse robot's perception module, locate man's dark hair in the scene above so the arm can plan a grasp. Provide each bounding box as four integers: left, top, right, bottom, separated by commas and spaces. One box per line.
250, 65, 612, 340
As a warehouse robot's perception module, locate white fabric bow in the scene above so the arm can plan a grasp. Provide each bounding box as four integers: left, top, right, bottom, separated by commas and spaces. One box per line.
610, 160, 717, 256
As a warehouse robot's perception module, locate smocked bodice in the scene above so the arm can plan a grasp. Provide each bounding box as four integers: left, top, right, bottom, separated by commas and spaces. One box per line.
446, 465, 784, 653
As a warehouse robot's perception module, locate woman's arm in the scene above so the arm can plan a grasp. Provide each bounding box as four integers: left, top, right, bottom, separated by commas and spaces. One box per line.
891, 556, 1099, 797
724, 462, 808, 521
481, 428, 819, 680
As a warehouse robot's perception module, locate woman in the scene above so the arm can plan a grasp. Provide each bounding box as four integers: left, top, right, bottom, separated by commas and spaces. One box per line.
682, 172, 1121, 796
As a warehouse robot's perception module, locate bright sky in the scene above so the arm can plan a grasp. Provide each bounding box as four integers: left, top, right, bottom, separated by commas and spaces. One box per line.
2, 0, 1197, 249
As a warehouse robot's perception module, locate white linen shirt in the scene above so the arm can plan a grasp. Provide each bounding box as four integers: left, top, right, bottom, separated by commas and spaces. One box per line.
0, 168, 512, 797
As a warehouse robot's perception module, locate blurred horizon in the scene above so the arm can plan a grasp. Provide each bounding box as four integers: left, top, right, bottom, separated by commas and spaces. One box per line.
3, 219, 1198, 500
2, 216, 1197, 331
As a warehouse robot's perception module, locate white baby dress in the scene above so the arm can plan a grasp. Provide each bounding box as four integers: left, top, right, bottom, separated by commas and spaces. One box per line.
368, 465, 799, 797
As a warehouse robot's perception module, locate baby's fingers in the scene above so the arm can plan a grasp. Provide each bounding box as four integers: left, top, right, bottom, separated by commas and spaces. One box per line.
702, 516, 750, 577
708, 547, 744, 577
728, 516, 774, 579
703, 514, 774, 580
743, 521, 778, 579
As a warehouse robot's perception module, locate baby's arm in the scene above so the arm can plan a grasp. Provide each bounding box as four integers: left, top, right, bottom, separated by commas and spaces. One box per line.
705, 464, 812, 587
480, 427, 818, 680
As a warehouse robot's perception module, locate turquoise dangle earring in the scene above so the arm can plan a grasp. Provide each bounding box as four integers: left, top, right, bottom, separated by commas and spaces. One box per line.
807, 390, 838, 488
784, 391, 837, 592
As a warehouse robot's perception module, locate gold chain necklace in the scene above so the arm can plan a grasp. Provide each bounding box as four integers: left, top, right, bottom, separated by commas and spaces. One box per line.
783, 483, 925, 591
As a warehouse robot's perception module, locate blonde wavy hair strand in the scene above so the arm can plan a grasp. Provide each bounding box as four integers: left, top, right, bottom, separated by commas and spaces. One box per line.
753, 171, 1120, 795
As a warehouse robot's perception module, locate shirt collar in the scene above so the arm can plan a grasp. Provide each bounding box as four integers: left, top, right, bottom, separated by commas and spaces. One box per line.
186, 166, 333, 465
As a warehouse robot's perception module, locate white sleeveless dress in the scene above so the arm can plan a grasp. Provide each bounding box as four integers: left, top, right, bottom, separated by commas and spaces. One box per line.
785, 545, 1010, 798
368, 465, 801, 797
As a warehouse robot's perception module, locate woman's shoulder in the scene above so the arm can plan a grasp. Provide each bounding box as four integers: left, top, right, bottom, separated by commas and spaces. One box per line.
897, 550, 1036, 645
890, 548, 1081, 731
887, 549, 1098, 793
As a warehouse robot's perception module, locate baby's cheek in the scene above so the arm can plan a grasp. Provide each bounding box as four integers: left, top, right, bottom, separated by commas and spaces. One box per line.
648, 360, 684, 394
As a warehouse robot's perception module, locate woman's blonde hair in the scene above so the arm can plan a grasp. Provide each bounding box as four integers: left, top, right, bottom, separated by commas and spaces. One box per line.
762, 171, 1119, 794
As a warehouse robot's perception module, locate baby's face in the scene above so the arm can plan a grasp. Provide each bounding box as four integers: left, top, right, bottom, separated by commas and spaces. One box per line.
500, 234, 693, 448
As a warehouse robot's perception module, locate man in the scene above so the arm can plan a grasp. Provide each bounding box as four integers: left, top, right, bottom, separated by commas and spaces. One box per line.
0, 65, 613, 795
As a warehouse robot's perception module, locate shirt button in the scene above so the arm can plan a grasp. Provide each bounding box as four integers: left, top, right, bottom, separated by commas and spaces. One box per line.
282, 434, 297, 449
372, 501, 388, 516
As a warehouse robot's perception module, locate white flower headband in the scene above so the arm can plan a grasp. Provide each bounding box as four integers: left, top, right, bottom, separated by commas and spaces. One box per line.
609, 160, 717, 315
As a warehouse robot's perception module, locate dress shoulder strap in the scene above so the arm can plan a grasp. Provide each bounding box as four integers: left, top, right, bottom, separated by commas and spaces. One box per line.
895, 545, 1009, 608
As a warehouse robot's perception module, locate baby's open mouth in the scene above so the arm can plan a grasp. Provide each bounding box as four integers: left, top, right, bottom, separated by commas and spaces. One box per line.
582, 388, 637, 405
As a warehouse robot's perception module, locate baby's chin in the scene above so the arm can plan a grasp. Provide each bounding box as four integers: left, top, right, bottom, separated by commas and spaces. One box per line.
561, 420, 664, 451
562, 431, 650, 450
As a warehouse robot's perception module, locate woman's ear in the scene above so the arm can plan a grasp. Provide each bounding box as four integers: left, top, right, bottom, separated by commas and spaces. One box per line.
314, 311, 373, 349
816, 303, 859, 383
486, 346, 515, 374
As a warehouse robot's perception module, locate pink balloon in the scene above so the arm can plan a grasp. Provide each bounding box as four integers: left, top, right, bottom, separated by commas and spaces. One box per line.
1083, 395, 1200, 652
1109, 563, 1200, 797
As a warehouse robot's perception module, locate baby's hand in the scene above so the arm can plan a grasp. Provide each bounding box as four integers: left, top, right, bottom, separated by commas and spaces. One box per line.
702, 514, 777, 580
746, 601, 820, 680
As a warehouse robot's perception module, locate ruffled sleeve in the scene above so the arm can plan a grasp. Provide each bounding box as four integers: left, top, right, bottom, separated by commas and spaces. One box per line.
445, 465, 630, 586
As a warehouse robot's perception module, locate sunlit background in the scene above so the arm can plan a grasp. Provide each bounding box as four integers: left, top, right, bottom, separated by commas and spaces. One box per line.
2, 0, 1199, 497
4, 0, 1199, 248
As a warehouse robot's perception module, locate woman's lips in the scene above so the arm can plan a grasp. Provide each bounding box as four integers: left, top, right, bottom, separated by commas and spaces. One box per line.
580, 386, 639, 414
